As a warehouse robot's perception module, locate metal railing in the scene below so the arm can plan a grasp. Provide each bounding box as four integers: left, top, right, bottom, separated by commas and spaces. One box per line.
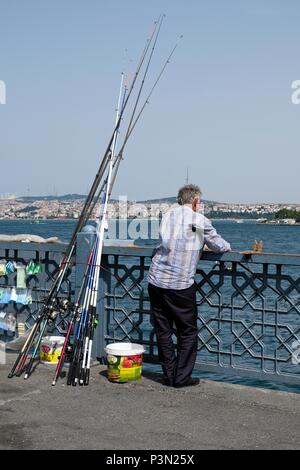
2, 234, 300, 386
0, 241, 74, 340
95, 244, 300, 386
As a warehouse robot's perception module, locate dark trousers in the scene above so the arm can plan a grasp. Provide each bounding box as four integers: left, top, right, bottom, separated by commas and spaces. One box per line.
148, 282, 198, 386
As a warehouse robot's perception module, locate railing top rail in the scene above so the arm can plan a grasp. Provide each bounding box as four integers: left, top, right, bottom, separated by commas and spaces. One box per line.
0, 241, 68, 253
0, 239, 299, 266
102, 243, 300, 266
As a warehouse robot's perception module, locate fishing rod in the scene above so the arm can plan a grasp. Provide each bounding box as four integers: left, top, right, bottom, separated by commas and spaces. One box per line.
82, 15, 165, 224
52, 75, 125, 386
70, 37, 184, 383
24, 61, 138, 381
51, 248, 95, 386
71, 192, 107, 386
42, 76, 123, 382
55, 22, 168, 385
22, 148, 118, 380
67, 226, 102, 385
79, 159, 115, 385
66, 19, 168, 383
60, 16, 162, 232
66, 78, 124, 386
78, 87, 124, 386
69, 22, 170, 385
56, 225, 106, 386
67, 172, 113, 386
8, 19, 161, 380
54, 17, 162, 248
83, 24, 178, 234
122, 15, 165, 154
82, 82, 128, 225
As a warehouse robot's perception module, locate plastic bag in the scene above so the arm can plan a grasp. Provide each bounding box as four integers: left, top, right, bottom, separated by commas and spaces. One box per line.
26, 260, 43, 275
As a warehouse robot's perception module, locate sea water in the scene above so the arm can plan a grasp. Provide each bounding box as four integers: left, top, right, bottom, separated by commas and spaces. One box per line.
1, 218, 300, 393
1, 218, 299, 254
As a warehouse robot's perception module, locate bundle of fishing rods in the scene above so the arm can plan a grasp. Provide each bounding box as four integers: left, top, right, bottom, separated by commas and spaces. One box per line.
8, 15, 181, 386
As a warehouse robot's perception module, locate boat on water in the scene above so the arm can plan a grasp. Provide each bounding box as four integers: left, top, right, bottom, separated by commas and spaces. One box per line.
256, 218, 299, 225
256, 218, 268, 224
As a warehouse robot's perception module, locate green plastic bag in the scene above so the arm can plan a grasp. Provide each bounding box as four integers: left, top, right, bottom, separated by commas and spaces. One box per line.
26, 260, 43, 275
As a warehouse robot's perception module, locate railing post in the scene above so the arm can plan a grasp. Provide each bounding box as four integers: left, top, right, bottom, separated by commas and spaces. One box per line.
75, 227, 109, 362
75, 228, 96, 358
95, 253, 110, 362
75, 228, 96, 298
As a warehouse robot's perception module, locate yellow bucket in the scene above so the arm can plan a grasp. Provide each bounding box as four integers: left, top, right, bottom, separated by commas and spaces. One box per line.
40, 336, 65, 364
105, 342, 145, 383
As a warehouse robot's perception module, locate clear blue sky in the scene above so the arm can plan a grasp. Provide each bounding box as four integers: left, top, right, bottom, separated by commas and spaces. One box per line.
0, 0, 300, 203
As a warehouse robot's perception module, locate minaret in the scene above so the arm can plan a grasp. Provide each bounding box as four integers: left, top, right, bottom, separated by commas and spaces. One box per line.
186, 167, 189, 185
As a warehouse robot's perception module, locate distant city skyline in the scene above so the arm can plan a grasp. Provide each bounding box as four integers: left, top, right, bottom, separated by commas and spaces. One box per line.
1, 193, 299, 222
1, 191, 300, 207
1, 1, 300, 203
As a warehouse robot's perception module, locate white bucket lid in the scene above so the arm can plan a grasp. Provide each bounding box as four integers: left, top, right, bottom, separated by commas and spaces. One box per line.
105, 342, 145, 356
41, 336, 65, 346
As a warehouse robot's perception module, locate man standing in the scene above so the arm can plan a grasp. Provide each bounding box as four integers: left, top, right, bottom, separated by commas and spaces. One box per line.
148, 184, 231, 388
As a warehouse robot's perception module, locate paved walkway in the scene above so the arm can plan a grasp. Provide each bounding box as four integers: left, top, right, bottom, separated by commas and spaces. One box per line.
1, 353, 300, 450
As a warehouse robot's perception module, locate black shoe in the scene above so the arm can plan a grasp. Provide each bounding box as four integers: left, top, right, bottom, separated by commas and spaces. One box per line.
162, 377, 174, 387
174, 378, 200, 388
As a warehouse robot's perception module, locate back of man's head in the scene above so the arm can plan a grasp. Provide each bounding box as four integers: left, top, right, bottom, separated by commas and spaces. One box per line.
177, 184, 202, 205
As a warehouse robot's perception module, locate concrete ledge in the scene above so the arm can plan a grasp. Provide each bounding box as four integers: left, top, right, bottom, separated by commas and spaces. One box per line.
1, 353, 300, 450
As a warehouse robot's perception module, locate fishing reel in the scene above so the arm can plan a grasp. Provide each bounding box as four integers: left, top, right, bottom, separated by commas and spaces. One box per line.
46, 298, 72, 327
74, 305, 83, 323
214, 261, 232, 272
64, 343, 73, 363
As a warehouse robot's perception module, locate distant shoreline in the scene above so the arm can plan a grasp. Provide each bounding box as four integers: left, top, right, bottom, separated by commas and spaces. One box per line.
0, 217, 300, 225
0, 217, 257, 222
0, 218, 273, 224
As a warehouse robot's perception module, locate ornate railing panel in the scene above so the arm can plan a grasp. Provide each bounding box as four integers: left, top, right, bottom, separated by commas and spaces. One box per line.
98, 246, 300, 386
2, 234, 300, 386
0, 241, 73, 341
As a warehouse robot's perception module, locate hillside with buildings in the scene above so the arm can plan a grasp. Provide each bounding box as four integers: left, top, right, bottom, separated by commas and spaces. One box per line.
0, 194, 299, 220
